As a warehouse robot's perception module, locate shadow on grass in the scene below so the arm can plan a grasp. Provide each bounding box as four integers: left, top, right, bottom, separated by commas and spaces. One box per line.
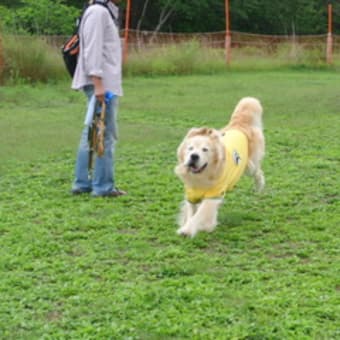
219, 211, 262, 228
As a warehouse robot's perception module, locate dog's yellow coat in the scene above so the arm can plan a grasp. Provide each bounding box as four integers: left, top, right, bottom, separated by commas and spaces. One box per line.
185, 129, 248, 203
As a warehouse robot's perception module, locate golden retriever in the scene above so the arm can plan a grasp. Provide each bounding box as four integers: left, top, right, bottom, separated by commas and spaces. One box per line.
175, 97, 265, 237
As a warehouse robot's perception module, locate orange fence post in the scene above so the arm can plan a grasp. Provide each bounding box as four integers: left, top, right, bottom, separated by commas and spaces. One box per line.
326, 3, 333, 64
123, 0, 131, 64
225, 0, 231, 65
0, 34, 3, 80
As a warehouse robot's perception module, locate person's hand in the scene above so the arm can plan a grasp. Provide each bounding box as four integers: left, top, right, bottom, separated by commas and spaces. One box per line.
91, 76, 105, 103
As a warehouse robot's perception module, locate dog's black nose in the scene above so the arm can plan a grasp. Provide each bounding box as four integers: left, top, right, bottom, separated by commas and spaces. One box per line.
190, 153, 199, 162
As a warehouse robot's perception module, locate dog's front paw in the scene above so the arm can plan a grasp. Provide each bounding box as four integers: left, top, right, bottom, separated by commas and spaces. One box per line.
176, 226, 197, 238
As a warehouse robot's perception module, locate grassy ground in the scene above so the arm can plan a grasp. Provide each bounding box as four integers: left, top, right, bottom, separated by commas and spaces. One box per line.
0, 71, 339, 339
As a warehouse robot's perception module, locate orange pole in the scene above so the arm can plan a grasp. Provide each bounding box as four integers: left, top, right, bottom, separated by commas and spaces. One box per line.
327, 3, 333, 64
225, 0, 231, 65
328, 3, 332, 34
123, 0, 131, 64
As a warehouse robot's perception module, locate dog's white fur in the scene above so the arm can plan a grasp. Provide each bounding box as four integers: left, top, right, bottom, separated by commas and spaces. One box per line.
175, 97, 265, 237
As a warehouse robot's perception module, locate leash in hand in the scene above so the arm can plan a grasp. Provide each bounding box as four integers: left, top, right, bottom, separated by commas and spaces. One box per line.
88, 100, 106, 175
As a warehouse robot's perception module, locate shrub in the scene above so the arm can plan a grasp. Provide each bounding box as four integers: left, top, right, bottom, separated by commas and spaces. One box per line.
0, 0, 78, 35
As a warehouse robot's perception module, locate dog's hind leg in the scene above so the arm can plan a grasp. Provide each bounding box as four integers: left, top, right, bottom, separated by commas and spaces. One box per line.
247, 129, 265, 192
254, 167, 265, 192
247, 160, 265, 192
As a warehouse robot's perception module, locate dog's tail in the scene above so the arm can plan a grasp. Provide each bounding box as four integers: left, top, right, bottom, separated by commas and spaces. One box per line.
229, 97, 263, 131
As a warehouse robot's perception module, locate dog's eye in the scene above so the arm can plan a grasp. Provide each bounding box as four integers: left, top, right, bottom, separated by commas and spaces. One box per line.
202, 147, 209, 152
188, 146, 194, 151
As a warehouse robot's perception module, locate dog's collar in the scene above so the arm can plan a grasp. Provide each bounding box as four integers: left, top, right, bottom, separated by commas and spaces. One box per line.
187, 195, 224, 204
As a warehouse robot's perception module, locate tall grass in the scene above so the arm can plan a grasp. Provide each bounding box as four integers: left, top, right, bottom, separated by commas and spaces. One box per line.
124, 41, 227, 76
1, 34, 339, 83
1, 34, 67, 84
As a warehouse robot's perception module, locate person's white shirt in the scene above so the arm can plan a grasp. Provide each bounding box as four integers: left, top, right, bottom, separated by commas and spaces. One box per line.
72, 1, 123, 96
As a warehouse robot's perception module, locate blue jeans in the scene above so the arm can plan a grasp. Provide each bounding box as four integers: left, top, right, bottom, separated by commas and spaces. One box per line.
72, 85, 118, 196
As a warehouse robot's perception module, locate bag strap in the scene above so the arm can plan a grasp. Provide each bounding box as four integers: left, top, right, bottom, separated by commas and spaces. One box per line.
95, 1, 118, 26
75, 0, 117, 34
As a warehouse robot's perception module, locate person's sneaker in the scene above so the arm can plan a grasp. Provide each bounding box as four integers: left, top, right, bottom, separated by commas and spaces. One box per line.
92, 188, 127, 198
71, 188, 91, 195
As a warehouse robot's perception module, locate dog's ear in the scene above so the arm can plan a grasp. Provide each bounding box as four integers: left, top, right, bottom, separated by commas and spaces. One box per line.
207, 128, 222, 140
212, 143, 225, 165
185, 127, 203, 138
186, 127, 215, 138
176, 140, 186, 162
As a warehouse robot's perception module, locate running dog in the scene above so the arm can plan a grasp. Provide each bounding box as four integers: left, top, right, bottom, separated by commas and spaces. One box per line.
175, 97, 265, 237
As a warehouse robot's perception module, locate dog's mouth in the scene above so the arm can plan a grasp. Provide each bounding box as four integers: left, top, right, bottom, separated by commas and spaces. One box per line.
188, 162, 208, 174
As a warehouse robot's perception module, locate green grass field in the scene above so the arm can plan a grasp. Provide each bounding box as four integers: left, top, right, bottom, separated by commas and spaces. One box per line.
0, 71, 339, 339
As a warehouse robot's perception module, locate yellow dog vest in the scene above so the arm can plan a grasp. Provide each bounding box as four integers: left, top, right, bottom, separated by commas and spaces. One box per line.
185, 129, 248, 203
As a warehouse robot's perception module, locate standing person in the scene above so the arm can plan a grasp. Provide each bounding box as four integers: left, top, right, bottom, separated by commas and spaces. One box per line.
71, 0, 126, 197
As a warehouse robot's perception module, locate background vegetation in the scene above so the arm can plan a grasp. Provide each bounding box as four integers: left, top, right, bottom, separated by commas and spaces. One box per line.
0, 0, 340, 35
1, 0, 340, 84
0, 0, 78, 35
1, 34, 66, 84
1, 34, 340, 85
0, 71, 339, 338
